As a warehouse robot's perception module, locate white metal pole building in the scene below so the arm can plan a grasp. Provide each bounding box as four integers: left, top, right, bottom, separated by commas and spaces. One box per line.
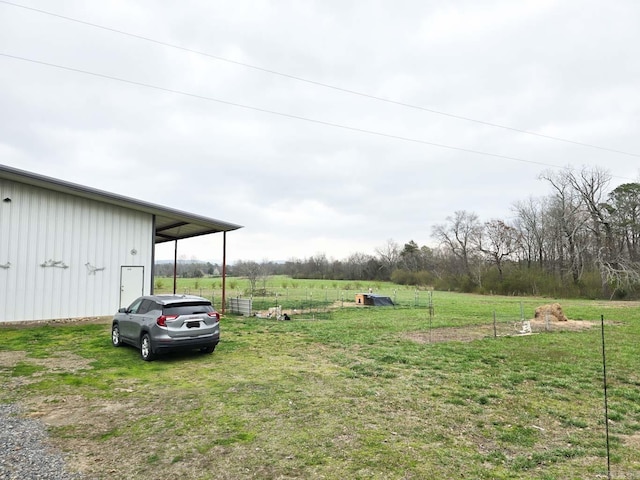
0, 164, 242, 323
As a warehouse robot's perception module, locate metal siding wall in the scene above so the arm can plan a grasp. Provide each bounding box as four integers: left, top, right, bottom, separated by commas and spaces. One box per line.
0, 182, 14, 320
0, 179, 152, 322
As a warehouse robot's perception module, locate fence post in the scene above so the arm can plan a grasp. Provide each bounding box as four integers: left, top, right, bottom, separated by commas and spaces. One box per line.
600, 315, 611, 479
493, 311, 497, 338
429, 293, 433, 344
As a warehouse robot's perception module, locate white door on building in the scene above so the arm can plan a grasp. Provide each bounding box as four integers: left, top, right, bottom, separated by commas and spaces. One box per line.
120, 266, 144, 308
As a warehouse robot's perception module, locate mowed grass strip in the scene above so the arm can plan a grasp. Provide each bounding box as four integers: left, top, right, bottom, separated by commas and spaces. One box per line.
1, 292, 640, 479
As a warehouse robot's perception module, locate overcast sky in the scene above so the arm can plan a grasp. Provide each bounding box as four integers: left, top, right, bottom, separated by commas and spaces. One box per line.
1, 1, 639, 263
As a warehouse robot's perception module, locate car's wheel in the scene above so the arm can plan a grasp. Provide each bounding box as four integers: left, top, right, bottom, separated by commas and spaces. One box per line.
111, 324, 122, 347
140, 333, 155, 361
201, 345, 216, 354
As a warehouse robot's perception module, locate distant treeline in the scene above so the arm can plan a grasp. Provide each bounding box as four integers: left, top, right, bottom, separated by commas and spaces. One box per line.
157, 168, 640, 300
154, 261, 219, 279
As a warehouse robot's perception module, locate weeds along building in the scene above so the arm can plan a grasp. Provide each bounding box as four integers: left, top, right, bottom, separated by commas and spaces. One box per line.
0, 164, 242, 323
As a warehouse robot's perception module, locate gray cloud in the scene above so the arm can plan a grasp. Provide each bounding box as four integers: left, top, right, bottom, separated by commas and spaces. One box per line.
1, 0, 639, 262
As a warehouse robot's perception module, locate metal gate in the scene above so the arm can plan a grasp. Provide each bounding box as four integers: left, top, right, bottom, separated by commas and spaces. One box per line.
227, 297, 252, 316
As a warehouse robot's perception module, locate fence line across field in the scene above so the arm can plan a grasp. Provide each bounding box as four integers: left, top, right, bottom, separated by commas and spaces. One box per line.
183, 286, 443, 308
197, 288, 587, 335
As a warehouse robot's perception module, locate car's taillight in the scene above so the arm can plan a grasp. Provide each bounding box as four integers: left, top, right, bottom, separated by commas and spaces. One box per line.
207, 312, 220, 321
156, 314, 178, 326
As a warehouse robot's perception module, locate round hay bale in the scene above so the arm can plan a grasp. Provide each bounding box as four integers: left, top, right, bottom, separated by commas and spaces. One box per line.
534, 303, 568, 322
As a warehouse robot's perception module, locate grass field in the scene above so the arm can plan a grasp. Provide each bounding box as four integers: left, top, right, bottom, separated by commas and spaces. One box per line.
154, 275, 438, 311
1, 287, 640, 479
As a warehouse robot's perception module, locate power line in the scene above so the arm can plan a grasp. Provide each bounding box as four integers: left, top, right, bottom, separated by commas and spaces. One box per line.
2, 53, 635, 184
2, 0, 639, 159
0, 52, 572, 172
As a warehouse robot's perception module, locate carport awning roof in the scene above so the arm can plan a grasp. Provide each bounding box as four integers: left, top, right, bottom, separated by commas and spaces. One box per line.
153, 212, 242, 243
0, 164, 243, 243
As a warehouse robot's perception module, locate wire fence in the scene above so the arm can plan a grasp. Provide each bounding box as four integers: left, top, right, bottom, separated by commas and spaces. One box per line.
189, 287, 434, 310
218, 287, 438, 318
173, 283, 628, 343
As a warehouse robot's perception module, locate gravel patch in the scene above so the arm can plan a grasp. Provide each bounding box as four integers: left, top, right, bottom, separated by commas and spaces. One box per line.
0, 404, 87, 480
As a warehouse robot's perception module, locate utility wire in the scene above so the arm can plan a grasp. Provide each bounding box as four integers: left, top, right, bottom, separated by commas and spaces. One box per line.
0, 52, 571, 172
2, 0, 639, 159
1, 53, 635, 183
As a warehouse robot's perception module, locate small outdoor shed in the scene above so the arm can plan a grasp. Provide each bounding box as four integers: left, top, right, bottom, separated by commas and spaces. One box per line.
355, 293, 394, 306
0, 164, 242, 323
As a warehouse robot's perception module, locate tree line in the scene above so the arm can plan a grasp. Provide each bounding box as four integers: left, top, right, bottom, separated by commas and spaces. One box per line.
154, 261, 218, 279
430, 166, 640, 299
159, 167, 640, 299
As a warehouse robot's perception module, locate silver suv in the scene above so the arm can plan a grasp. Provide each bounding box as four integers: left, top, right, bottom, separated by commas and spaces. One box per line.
111, 295, 220, 361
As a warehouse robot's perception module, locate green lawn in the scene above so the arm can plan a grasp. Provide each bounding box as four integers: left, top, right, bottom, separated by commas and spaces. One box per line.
1, 290, 639, 479
154, 275, 437, 311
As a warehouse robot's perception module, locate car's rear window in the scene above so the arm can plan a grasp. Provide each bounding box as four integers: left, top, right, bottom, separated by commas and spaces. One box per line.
163, 302, 214, 316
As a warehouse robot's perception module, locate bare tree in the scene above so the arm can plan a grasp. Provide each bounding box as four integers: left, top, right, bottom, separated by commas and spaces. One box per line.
431, 210, 481, 282
558, 166, 639, 295
540, 169, 590, 285
308, 253, 329, 279
512, 196, 551, 268
595, 182, 640, 296
375, 239, 401, 279
234, 260, 268, 295
474, 219, 521, 282
565, 166, 613, 258
344, 252, 369, 280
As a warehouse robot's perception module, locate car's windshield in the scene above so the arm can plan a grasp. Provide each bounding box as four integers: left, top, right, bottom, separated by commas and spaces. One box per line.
163, 302, 214, 316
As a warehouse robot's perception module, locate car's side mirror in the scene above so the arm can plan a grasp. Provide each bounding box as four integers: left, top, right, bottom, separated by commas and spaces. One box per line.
118, 307, 127, 313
